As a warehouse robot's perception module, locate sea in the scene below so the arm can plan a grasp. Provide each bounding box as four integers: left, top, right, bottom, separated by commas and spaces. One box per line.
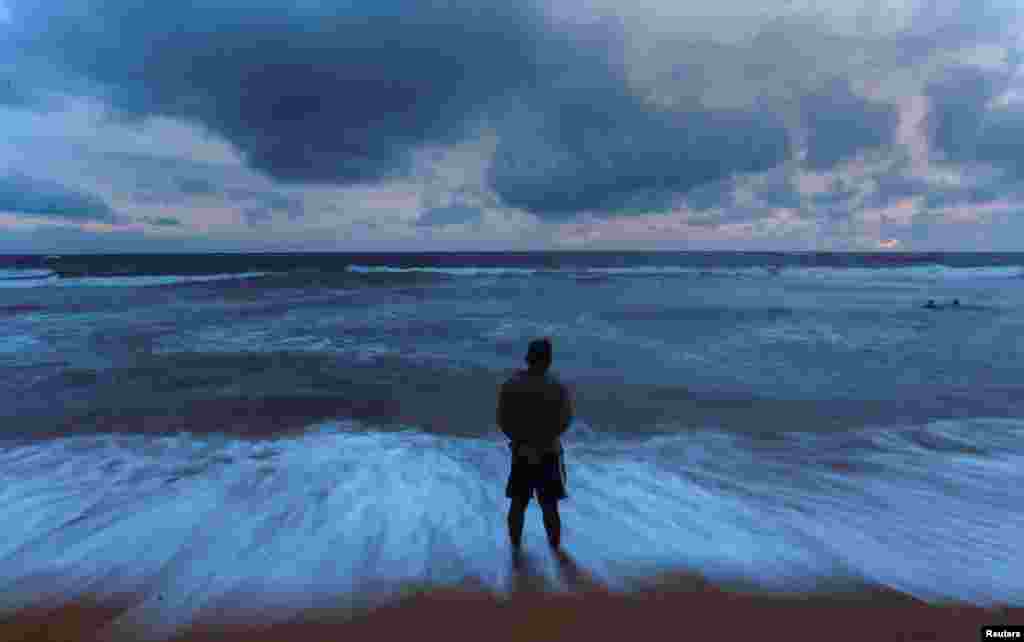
0, 251, 1021, 636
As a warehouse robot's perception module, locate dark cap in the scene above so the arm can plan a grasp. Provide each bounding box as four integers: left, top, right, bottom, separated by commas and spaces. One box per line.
525, 337, 552, 364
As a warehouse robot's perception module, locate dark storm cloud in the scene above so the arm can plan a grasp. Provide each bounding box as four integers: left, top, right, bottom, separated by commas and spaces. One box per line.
416, 205, 482, 227
7, 0, 1021, 220
7, 0, 790, 218
489, 99, 789, 218
9, 1, 541, 183
926, 67, 1001, 158
926, 66, 1024, 178
799, 78, 899, 170
971, 106, 1024, 178
0, 173, 117, 222
488, 22, 791, 217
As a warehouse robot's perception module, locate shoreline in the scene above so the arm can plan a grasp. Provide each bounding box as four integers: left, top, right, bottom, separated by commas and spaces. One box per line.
1, 561, 1017, 642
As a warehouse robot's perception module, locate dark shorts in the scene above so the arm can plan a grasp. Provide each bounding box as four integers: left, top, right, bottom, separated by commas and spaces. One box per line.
505, 451, 568, 502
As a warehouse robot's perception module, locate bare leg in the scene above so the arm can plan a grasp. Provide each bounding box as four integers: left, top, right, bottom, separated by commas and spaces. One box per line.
539, 497, 561, 551
507, 495, 530, 550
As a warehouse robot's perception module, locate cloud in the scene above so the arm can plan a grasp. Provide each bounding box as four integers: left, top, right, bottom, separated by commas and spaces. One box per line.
0, 173, 117, 222
229, 190, 304, 221
4, 0, 782, 218
139, 216, 182, 227
923, 184, 1003, 209
176, 177, 218, 196
490, 100, 790, 218
0, 51, 64, 111
486, 18, 791, 217
242, 207, 273, 226
3, 0, 1022, 232
89, 152, 304, 220
683, 179, 737, 212
9, 1, 540, 182
0, 71, 39, 109
416, 204, 483, 227
752, 177, 802, 211
810, 182, 859, 209
684, 205, 774, 229
0, 221, 232, 253
862, 174, 932, 209
926, 65, 1024, 178
799, 78, 899, 170
92, 151, 243, 205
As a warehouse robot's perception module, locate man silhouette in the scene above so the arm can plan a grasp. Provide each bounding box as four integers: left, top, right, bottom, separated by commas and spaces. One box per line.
497, 337, 573, 554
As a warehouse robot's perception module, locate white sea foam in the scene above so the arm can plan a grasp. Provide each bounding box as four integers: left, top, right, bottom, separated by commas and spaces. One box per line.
0, 269, 56, 280
0, 418, 1020, 638
0, 271, 273, 289
62, 271, 274, 288
0, 333, 41, 353
344, 263, 1024, 284
346, 265, 540, 276
0, 268, 58, 289
752, 317, 920, 350
4, 263, 1020, 289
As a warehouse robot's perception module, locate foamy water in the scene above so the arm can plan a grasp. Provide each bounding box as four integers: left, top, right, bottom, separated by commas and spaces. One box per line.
0, 270, 273, 289
2, 261, 1022, 290
0, 417, 1021, 638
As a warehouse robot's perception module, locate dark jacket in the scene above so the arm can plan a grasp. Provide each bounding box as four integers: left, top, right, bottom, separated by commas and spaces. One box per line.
496, 370, 573, 461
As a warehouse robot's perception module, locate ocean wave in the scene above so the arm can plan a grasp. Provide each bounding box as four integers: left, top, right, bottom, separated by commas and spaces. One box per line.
0, 269, 58, 289
0, 271, 274, 289
345, 264, 775, 278
343, 263, 1024, 282
0, 333, 41, 353
10, 261, 1021, 287
0, 269, 57, 280
0, 417, 1019, 637
346, 265, 540, 276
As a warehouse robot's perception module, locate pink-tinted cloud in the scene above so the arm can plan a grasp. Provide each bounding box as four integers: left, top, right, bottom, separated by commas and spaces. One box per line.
897, 94, 931, 173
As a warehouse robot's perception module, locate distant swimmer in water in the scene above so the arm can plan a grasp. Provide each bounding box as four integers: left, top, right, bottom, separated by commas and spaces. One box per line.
497, 337, 573, 557
952, 299, 960, 307
924, 299, 938, 309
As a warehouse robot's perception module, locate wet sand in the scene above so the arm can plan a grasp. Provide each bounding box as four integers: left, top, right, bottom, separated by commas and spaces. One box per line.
1, 554, 1017, 642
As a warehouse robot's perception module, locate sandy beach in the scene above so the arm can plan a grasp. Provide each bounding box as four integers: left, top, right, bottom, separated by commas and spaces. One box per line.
1, 559, 1018, 642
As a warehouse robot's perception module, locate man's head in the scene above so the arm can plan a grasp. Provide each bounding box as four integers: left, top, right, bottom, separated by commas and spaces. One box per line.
525, 337, 553, 373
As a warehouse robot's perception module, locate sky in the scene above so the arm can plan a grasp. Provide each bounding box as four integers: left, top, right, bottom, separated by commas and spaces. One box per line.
0, 0, 1022, 252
